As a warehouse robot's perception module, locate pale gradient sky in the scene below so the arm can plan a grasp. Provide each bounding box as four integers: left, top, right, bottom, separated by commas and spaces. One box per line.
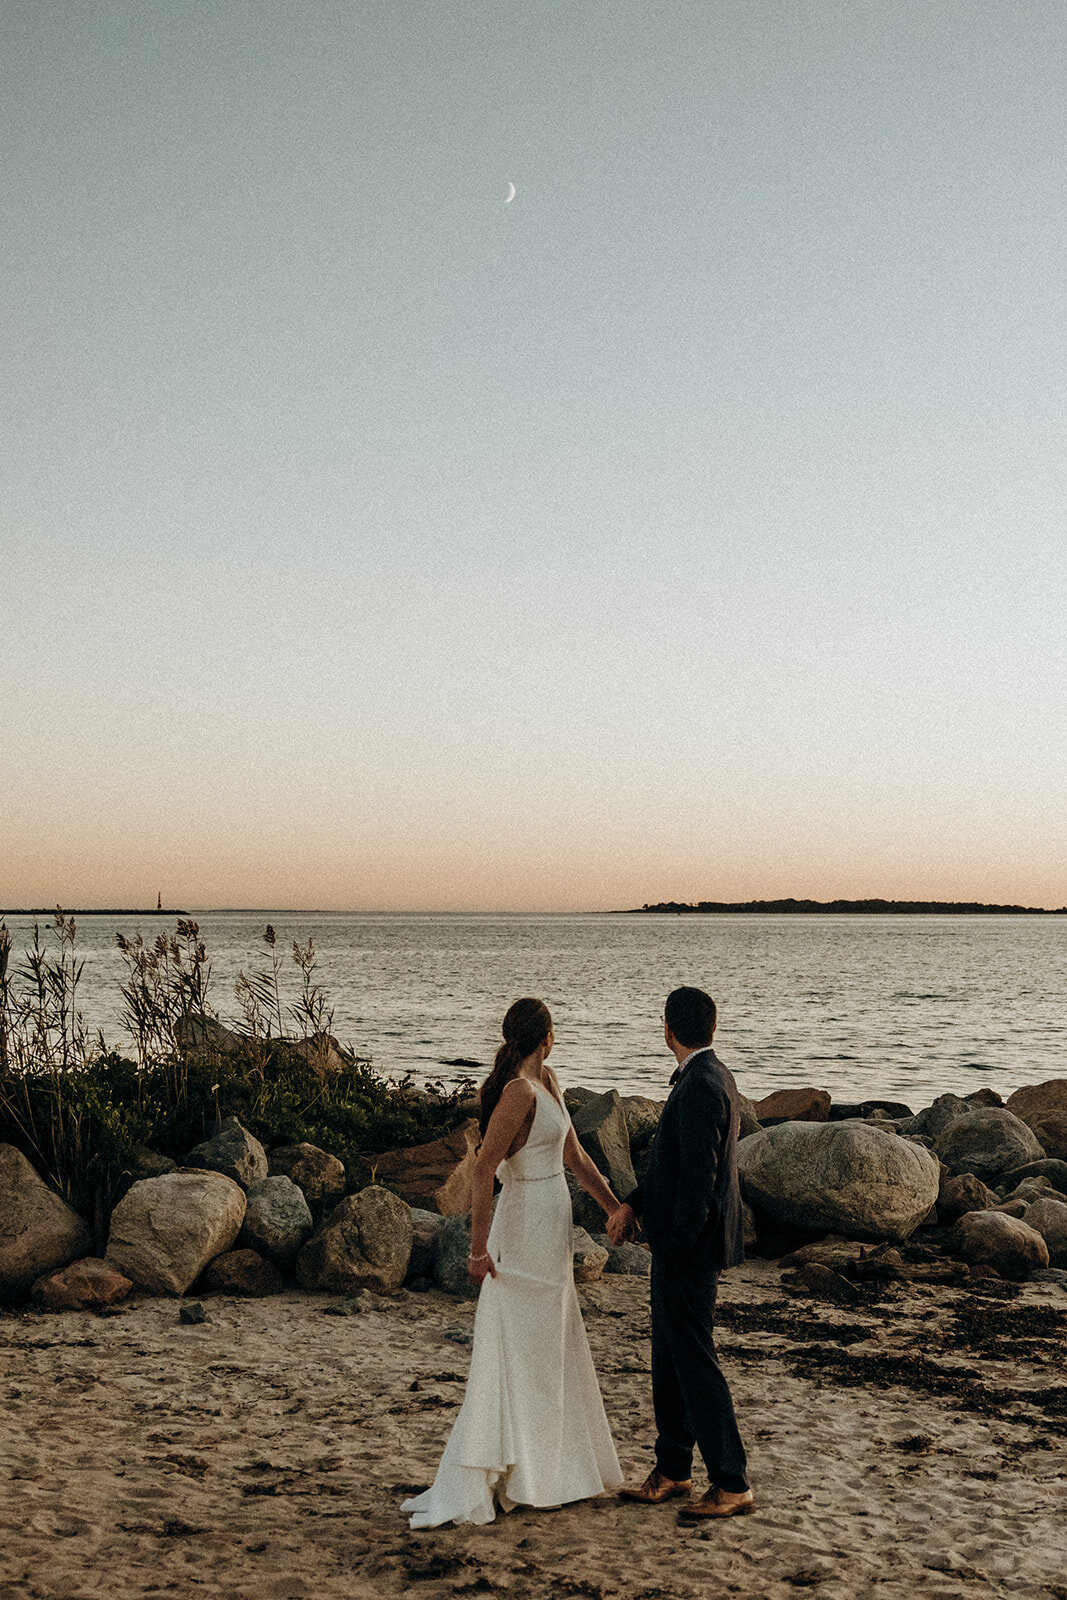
2, 1, 1065, 911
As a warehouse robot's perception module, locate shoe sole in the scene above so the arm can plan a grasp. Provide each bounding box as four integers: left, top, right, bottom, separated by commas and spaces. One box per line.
678, 1501, 756, 1521
619, 1486, 692, 1504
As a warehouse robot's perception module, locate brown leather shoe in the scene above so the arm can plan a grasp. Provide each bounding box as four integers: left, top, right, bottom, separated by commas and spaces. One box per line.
619, 1468, 693, 1504
678, 1486, 755, 1520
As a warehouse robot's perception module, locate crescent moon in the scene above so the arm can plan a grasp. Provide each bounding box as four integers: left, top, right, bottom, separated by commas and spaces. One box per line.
505, 182, 516, 204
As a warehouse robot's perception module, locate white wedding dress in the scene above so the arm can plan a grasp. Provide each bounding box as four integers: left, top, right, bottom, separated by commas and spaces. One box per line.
403, 1083, 623, 1527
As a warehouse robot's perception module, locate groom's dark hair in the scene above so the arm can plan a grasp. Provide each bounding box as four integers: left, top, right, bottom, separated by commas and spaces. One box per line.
664, 986, 717, 1048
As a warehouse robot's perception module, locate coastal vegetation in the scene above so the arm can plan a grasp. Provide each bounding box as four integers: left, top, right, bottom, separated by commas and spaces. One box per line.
0, 912, 466, 1238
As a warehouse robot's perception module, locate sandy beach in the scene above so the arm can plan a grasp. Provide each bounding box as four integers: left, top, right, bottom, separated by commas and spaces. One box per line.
3, 1260, 1064, 1600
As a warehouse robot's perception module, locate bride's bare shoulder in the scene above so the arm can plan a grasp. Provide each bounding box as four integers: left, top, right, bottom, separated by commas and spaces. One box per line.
497, 1076, 536, 1106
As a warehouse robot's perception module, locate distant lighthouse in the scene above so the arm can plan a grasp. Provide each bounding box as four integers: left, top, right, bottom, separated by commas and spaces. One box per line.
157, 890, 162, 911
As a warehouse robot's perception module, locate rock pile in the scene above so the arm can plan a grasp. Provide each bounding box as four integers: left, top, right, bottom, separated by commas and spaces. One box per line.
3, 1071, 1066, 1313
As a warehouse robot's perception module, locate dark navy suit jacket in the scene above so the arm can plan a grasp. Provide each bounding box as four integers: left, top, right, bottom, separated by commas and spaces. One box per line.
628, 1047, 745, 1273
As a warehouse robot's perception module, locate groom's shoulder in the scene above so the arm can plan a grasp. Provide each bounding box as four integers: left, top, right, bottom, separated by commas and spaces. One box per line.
691, 1050, 739, 1105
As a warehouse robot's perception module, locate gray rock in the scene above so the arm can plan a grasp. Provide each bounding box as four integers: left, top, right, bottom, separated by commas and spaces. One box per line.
432, 1213, 478, 1298
408, 1208, 446, 1279
900, 1094, 972, 1143
0, 1144, 92, 1296
175, 1015, 244, 1055
934, 1108, 1045, 1183
563, 1086, 600, 1114
589, 1232, 651, 1276
736, 1121, 940, 1243
106, 1170, 246, 1296
620, 1096, 664, 1153
266, 1142, 347, 1211
781, 1261, 861, 1305
571, 1090, 636, 1195
742, 1201, 758, 1252
239, 1175, 313, 1267
938, 1171, 999, 1225
998, 1177, 1059, 1207
1000, 1159, 1067, 1192
186, 1117, 268, 1190
1022, 1198, 1067, 1266
129, 1146, 179, 1178
1005, 1080, 1067, 1162
954, 1211, 1050, 1281
295, 1185, 412, 1294
737, 1095, 762, 1140
179, 1301, 207, 1324
1031, 1267, 1067, 1289
322, 1293, 369, 1315
828, 1100, 914, 1122
572, 1227, 608, 1284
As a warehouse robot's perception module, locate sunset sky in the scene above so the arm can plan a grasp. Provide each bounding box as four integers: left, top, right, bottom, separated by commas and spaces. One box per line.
2, 2, 1065, 912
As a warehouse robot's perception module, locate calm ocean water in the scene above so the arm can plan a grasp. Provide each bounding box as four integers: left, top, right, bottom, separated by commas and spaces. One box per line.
3, 911, 1064, 1109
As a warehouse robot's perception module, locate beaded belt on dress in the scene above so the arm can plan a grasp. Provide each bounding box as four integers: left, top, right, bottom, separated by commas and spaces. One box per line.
511, 1169, 564, 1183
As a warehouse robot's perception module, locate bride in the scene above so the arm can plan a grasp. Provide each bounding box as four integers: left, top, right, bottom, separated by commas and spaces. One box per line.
403, 998, 629, 1527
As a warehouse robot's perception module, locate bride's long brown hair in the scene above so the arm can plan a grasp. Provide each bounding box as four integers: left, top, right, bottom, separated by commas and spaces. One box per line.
478, 997, 553, 1136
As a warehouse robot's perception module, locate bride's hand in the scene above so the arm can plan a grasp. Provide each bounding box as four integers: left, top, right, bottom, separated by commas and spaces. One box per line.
467, 1251, 497, 1284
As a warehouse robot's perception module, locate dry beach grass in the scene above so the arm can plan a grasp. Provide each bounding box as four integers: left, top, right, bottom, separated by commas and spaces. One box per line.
2, 1261, 1065, 1600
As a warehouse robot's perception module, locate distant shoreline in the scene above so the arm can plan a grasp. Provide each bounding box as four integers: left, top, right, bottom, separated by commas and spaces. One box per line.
628, 898, 1067, 915
0, 909, 189, 918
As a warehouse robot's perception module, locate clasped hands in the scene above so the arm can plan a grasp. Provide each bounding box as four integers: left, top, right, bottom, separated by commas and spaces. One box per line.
606, 1202, 637, 1246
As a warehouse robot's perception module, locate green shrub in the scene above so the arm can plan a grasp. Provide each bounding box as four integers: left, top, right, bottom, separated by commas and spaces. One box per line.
0, 915, 473, 1235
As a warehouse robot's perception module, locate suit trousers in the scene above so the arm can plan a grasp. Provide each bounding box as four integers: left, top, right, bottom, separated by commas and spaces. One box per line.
649, 1254, 748, 1492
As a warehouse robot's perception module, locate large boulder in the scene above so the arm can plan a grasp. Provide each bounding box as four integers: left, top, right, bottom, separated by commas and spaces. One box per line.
736, 1122, 940, 1242
754, 1088, 831, 1124
737, 1095, 762, 1140
31, 1257, 132, 1311
934, 1108, 1044, 1183
295, 1185, 412, 1294
1006, 1081, 1067, 1162
965, 1088, 1004, 1108
0, 1145, 92, 1296
372, 1119, 480, 1215
202, 1248, 287, 1296
408, 1208, 446, 1279
563, 1086, 600, 1115
432, 1212, 477, 1298
1022, 1198, 1067, 1266
900, 1094, 972, 1143
569, 1091, 636, 1207
185, 1117, 268, 1190
954, 1211, 1050, 1281
106, 1171, 246, 1295
620, 1096, 664, 1153
239, 1175, 313, 1268
175, 1015, 244, 1056
276, 1033, 350, 1076
267, 1143, 346, 1212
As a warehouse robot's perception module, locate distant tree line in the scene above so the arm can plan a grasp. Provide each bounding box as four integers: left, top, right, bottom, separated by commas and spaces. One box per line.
631, 898, 1067, 915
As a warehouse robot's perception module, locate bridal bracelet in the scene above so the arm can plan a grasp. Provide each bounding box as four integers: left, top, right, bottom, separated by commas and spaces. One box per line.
467, 1252, 491, 1265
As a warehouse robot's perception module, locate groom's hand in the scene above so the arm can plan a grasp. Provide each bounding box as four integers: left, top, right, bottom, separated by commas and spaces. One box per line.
606, 1203, 636, 1245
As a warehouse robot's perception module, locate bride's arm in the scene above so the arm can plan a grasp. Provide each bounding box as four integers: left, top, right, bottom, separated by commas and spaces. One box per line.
562, 1127, 618, 1212
468, 1079, 536, 1281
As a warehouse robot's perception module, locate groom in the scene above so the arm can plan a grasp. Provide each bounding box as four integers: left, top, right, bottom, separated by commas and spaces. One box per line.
608, 986, 753, 1520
